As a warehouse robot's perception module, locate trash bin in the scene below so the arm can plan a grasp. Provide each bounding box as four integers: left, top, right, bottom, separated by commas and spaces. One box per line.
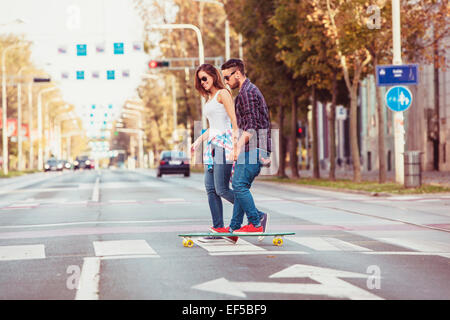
404, 151, 422, 188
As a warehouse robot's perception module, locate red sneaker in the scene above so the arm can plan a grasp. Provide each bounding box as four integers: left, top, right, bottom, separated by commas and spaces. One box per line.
210, 227, 229, 233
233, 224, 263, 234
212, 226, 238, 244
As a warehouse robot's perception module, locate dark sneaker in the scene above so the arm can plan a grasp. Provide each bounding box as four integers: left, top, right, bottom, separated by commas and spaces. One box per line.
233, 224, 263, 234
198, 236, 224, 243
258, 212, 269, 241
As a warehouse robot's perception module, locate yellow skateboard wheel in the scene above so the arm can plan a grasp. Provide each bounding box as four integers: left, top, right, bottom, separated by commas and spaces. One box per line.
273, 238, 283, 246
183, 238, 194, 248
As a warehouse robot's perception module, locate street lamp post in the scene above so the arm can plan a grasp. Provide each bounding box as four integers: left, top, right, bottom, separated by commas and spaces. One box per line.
194, 0, 230, 61
16, 66, 33, 171
146, 23, 207, 129
122, 109, 144, 169
37, 87, 58, 170
2, 42, 27, 175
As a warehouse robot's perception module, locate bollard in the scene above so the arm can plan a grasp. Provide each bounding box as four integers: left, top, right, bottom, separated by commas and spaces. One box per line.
404, 151, 422, 188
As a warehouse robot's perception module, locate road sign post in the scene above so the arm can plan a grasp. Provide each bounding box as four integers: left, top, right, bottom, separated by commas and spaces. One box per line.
391, 0, 404, 185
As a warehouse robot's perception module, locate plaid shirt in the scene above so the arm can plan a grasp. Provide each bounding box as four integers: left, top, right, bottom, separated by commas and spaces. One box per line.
203, 128, 234, 166
235, 79, 271, 153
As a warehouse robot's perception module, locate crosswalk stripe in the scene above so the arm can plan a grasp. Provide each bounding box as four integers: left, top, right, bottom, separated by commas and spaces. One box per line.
288, 237, 372, 252
379, 238, 450, 257
0, 244, 46, 261
193, 238, 266, 254
93, 240, 159, 258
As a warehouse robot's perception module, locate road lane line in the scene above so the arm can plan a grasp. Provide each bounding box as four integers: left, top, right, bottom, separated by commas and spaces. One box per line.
0, 219, 211, 229
0, 244, 46, 261
75, 257, 100, 300
91, 177, 100, 202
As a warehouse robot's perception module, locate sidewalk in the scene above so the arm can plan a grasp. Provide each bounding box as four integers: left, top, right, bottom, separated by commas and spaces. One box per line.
281, 168, 450, 187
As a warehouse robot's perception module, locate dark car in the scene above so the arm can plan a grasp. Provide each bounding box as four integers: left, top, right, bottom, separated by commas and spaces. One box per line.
44, 159, 63, 172
157, 151, 190, 177
73, 156, 94, 170
61, 160, 72, 170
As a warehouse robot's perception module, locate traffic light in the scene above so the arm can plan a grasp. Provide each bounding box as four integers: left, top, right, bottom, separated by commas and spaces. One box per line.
296, 121, 305, 139
33, 77, 51, 83
148, 60, 170, 68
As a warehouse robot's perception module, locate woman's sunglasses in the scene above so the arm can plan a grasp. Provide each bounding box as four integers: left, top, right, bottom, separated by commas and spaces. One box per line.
224, 70, 237, 81
199, 76, 208, 82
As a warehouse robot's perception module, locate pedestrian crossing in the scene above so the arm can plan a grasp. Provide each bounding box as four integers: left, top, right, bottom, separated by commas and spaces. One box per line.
1, 236, 449, 262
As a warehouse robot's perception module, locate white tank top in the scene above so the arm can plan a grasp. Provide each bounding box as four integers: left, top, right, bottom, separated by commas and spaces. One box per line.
205, 90, 232, 138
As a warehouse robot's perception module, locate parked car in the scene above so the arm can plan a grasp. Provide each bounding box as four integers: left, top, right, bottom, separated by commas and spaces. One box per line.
61, 160, 72, 170
44, 159, 63, 172
157, 150, 190, 177
73, 156, 94, 170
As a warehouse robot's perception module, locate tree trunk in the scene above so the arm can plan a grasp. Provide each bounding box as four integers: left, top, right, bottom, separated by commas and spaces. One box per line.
373, 55, 387, 183
349, 81, 361, 182
290, 92, 299, 178
277, 104, 287, 178
328, 73, 338, 181
311, 85, 320, 179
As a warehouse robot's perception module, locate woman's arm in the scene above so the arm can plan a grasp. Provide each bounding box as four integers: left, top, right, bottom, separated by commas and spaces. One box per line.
191, 128, 209, 151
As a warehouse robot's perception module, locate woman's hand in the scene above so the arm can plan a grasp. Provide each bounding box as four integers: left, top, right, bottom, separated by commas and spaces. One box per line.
191, 139, 201, 152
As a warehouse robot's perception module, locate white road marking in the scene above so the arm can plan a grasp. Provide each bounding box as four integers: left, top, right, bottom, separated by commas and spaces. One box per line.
107, 200, 138, 204
75, 257, 101, 300
210, 251, 308, 256
93, 240, 159, 257
288, 237, 372, 252
0, 219, 210, 229
362, 251, 450, 258
379, 238, 450, 259
0, 244, 45, 261
193, 238, 266, 254
157, 198, 187, 202
193, 264, 383, 300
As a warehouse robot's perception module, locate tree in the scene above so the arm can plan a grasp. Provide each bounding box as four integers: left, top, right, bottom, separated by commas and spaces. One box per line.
224, 0, 307, 178
271, 0, 347, 180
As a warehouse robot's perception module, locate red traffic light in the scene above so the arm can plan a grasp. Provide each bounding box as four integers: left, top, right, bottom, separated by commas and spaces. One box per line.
298, 128, 303, 134
149, 60, 158, 68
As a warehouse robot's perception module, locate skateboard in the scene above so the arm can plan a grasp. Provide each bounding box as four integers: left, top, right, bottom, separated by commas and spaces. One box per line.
178, 232, 295, 248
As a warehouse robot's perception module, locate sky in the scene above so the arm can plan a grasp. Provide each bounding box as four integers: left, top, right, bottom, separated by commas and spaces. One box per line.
0, 0, 159, 136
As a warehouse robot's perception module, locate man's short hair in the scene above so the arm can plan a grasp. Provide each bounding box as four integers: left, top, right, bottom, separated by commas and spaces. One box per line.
221, 59, 245, 76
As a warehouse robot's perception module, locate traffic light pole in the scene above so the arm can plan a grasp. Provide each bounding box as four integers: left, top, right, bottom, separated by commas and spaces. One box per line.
146, 24, 206, 129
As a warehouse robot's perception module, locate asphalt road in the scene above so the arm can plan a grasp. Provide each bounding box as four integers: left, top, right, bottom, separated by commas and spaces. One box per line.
0, 168, 449, 300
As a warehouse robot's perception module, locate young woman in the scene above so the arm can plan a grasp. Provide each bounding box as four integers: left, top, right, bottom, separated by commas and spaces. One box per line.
192, 64, 238, 241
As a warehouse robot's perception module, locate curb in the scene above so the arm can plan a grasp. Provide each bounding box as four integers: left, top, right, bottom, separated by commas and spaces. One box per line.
256, 178, 450, 197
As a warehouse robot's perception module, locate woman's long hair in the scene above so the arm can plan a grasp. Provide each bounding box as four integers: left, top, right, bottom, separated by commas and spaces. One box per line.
195, 64, 230, 98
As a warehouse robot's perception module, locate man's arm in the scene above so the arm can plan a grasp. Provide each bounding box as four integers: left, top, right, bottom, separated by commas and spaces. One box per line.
234, 90, 259, 158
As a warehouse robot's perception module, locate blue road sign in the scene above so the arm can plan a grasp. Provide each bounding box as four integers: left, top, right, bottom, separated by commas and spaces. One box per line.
107, 70, 115, 80
77, 44, 87, 56
76, 71, 85, 80
114, 42, 124, 55
385, 86, 413, 112
376, 64, 418, 86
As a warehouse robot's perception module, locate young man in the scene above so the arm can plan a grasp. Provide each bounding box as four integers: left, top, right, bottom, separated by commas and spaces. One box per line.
221, 59, 271, 234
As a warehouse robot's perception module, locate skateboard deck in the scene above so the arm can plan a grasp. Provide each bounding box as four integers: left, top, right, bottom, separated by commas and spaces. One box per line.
178, 232, 295, 247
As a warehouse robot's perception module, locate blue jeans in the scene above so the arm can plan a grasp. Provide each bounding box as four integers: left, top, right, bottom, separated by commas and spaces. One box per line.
204, 146, 234, 228
229, 149, 266, 231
